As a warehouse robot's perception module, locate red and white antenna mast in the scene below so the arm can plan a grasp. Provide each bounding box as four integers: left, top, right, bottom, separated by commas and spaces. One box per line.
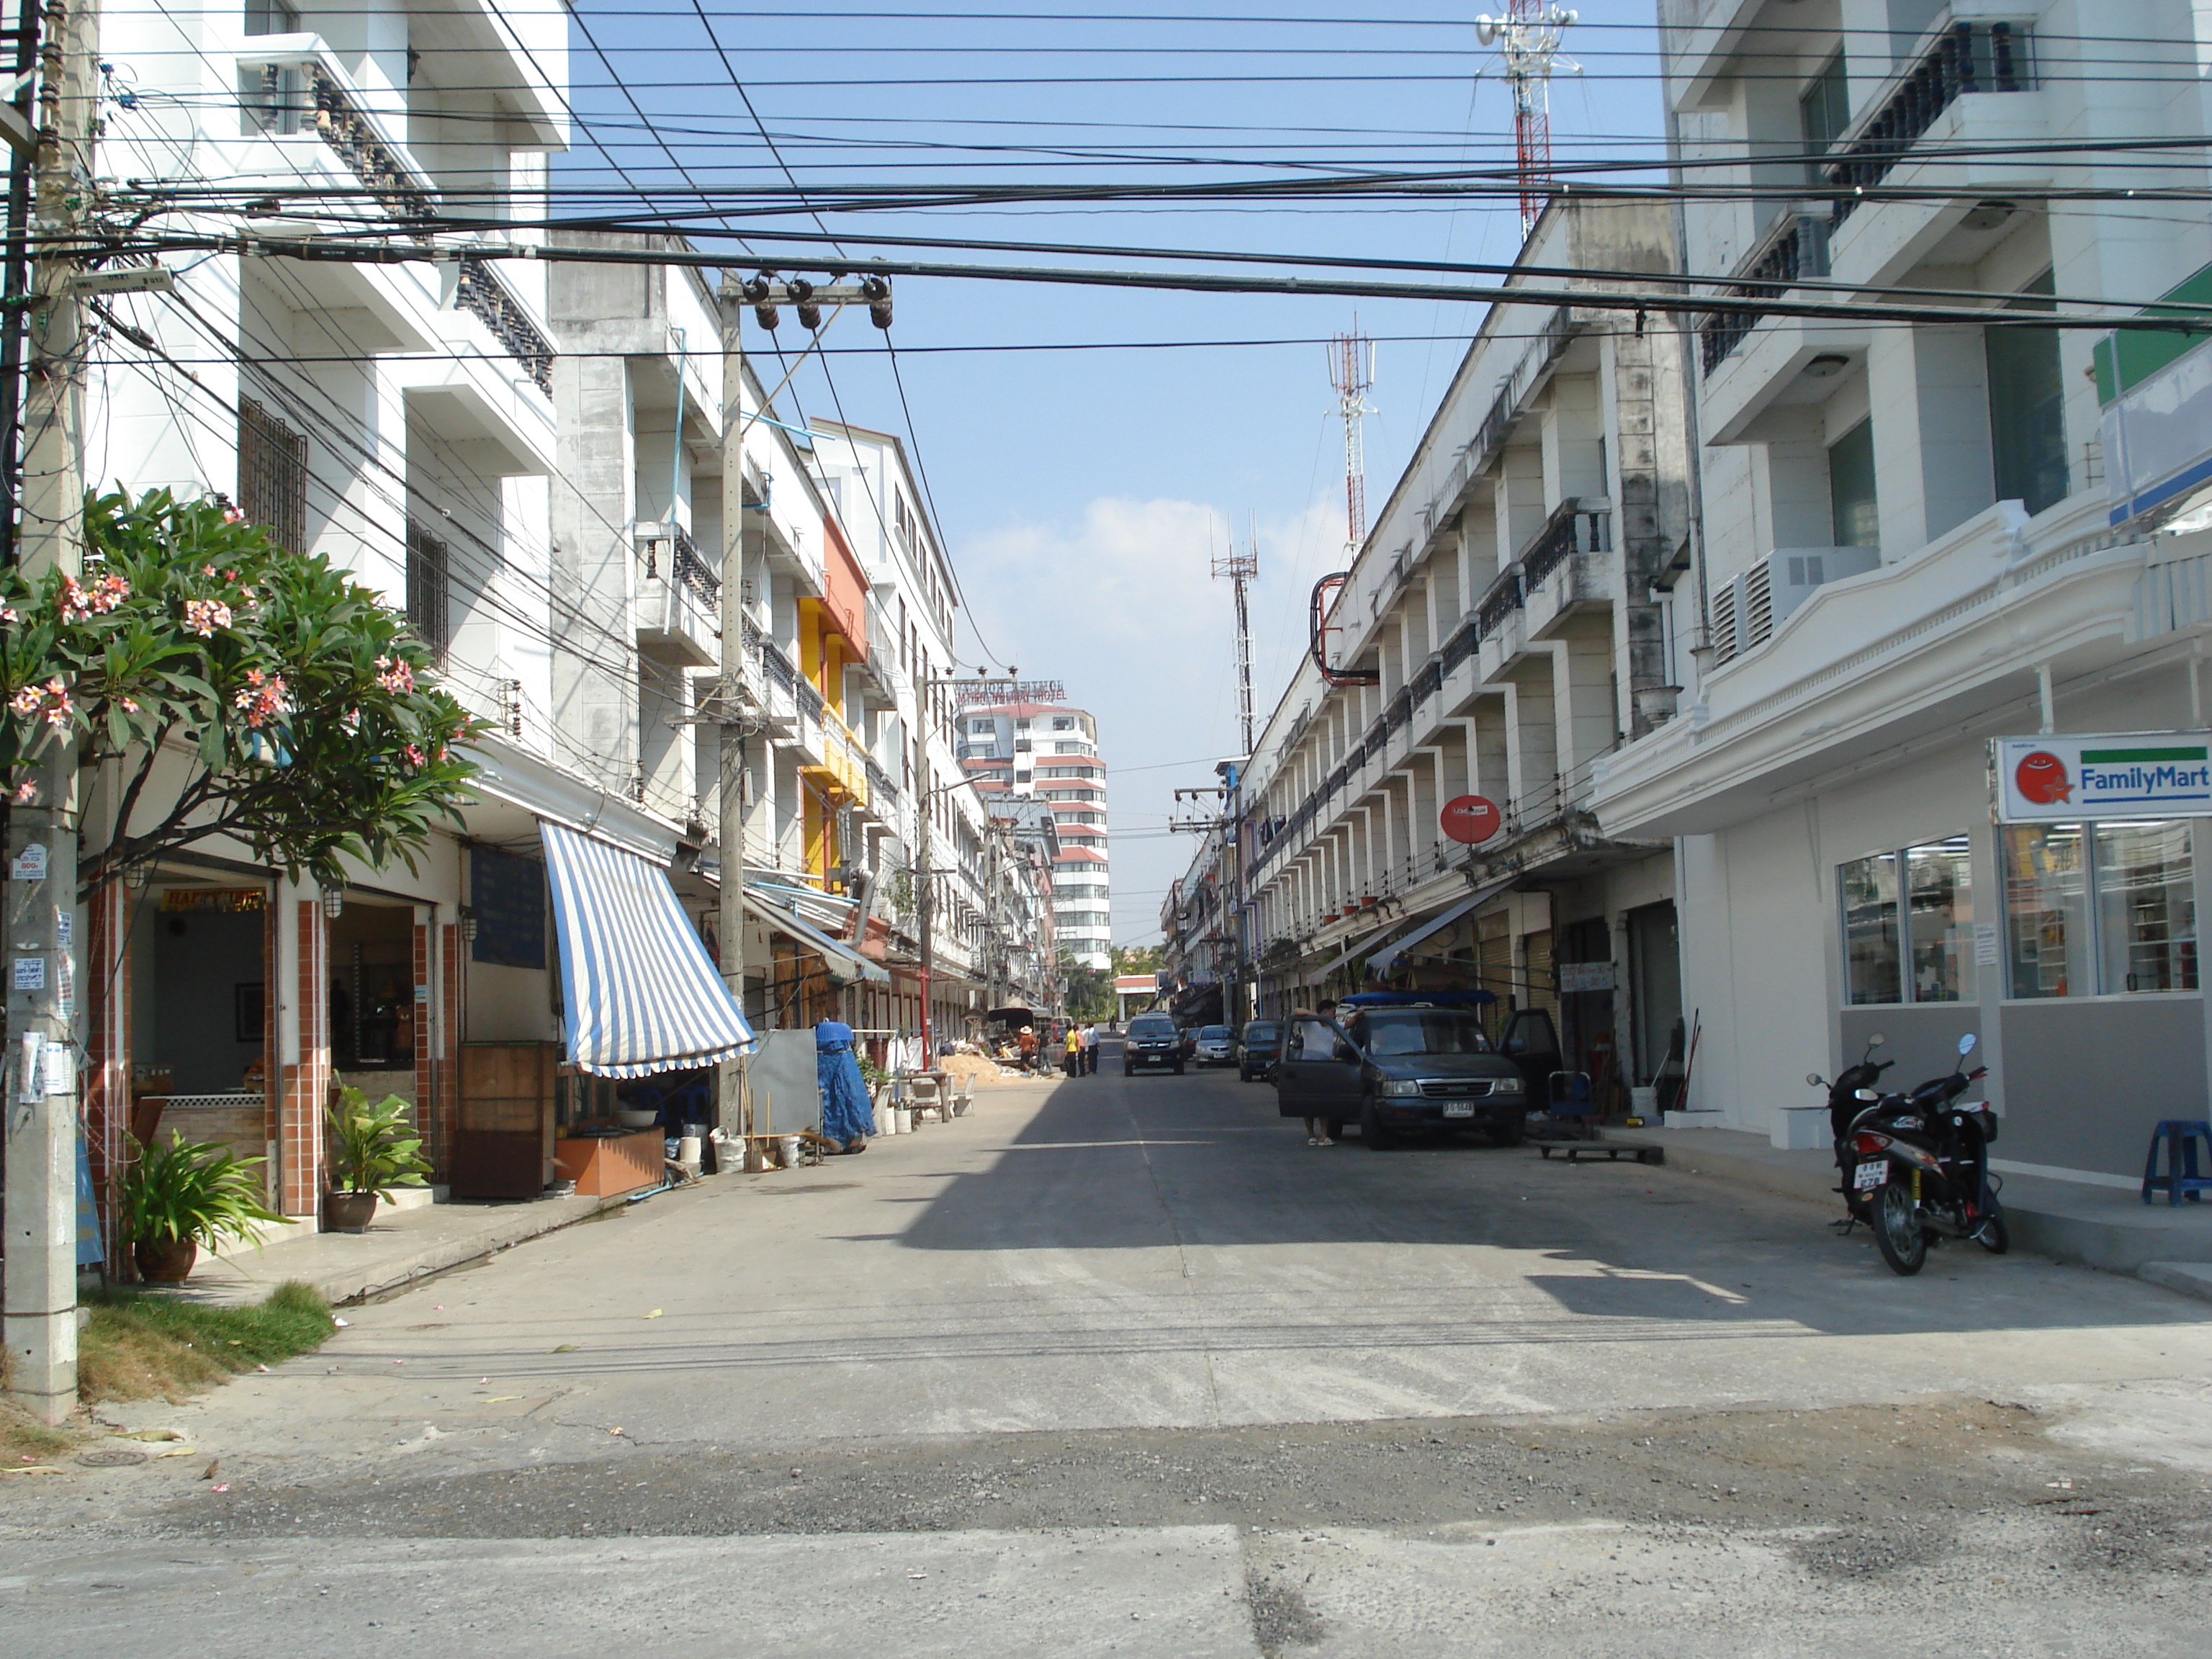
1477, 4, 1578, 232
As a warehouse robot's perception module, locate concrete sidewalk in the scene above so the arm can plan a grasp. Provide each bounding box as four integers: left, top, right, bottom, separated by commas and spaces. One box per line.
171, 1187, 641, 1308
1602, 1123, 2212, 1292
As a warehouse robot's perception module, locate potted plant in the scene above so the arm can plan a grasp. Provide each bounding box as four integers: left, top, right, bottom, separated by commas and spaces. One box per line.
118, 1131, 283, 1282
325, 1087, 433, 1232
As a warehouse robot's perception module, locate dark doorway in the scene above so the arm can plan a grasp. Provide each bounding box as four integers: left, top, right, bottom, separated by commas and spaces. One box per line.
1627, 900, 1682, 1086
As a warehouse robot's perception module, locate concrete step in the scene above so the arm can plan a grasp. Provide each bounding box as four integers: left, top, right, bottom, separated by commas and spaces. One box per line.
2139, 1261, 2212, 1305
1599, 1124, 2212, 1274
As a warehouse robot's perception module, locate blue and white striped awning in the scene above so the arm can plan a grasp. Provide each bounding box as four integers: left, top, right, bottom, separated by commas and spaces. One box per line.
541, 819, 756, 1076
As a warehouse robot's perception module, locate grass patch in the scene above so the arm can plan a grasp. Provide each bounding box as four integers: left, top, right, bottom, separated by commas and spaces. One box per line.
78, 1281, 336, 1405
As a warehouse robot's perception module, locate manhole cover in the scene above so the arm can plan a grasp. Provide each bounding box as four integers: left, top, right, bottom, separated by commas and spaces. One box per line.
78, 1447, 148, 1468
760, 1182, 862, 1194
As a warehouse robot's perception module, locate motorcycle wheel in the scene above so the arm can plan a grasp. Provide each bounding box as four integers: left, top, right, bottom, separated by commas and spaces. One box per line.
1872, 1179, 1928, 1276
1975, 1205, 2010, 1254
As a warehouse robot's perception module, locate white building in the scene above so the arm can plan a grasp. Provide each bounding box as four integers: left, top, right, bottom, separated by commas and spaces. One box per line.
956, 689, 1112, 971
1592, 0, 2212, 1182
1238, 198, 1694, 1102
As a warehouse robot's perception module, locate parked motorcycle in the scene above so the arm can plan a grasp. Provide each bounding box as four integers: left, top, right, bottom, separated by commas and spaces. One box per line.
1843, 1033, 2008, 1276
1808, 1033, 1896, 1228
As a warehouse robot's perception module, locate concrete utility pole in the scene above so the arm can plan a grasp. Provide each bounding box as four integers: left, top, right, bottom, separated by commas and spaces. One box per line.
5, 0, 96, 1424
714, 289, 752, 1135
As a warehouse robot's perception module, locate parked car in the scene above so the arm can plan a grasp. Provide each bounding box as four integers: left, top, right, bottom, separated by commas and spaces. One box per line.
1192, 1025, 1236, 1067
1123, 1014, 1185, 1075
1274, 992, 1527, 1147
1237, 1020, 1284, 1082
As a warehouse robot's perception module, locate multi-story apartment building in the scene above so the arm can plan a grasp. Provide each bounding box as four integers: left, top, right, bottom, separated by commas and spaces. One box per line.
59, 2, 1035, 1250
1591, 1, 2212, 1182
956, 689, 1112, 970
809, 423, 1056, 1030
1238, 198, 1694, 1103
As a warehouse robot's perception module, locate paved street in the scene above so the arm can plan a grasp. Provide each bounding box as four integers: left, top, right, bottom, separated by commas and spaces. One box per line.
6, 1051, 2212, 1655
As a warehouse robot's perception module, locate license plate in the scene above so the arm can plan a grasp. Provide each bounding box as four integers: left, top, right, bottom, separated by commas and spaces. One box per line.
1853, 1159, 1888, 1192
1442, 1102, 1475, 1118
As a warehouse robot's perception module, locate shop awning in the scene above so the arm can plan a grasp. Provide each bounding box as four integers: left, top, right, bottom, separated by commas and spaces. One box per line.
743, 889, 891, 986
1318, 914, 1419, 979
1366, 876, 1519, 979
541, 820, 757, 1077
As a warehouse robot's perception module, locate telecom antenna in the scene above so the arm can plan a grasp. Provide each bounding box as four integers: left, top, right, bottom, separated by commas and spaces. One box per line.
1328, 325, 1375, 562
1312, 327, 1381, 688
1213, 526, 1259, 759
1477, 4, 1579, 231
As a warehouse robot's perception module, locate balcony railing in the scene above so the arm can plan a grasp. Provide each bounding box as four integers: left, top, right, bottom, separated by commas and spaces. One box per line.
455, 257, 554, 395
641, 521, 719, 606
1822, 22, 2033, 225
1521, 498, 1614, 590
1699, 212, 1830, 376
1477, 567, 1524, 637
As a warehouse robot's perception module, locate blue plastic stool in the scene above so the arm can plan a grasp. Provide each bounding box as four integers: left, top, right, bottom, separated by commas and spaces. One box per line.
2141, 1120, 2212, 1205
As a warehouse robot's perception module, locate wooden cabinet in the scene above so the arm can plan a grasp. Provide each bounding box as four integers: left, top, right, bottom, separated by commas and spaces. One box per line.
452, 1041, 558, 1200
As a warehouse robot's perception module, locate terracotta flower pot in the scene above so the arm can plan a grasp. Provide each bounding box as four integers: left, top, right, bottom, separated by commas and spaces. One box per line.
325, 1190, 379, 1233
133, 1238, 198, 1283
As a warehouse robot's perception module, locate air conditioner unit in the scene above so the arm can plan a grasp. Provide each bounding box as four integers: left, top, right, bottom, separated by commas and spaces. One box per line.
1709, 546, 1878, 665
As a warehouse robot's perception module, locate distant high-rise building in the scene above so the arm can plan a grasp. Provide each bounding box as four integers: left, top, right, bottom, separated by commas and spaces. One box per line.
957, 685, 1110, 971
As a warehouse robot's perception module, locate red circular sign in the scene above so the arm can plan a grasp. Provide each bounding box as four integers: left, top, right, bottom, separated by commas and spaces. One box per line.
1440, 794, 1502, 845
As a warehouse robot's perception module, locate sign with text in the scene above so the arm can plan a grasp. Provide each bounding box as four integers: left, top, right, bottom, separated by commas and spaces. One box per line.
1440, 794, 1503, 845
1992, 733, 2212, 822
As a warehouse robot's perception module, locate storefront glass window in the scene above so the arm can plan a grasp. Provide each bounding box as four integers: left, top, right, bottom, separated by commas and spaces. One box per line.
1840, 851, 1900, 1004
1906, 837, 1974, 1002
2005, 824, 2092, 998
2094, 820, 2198, 992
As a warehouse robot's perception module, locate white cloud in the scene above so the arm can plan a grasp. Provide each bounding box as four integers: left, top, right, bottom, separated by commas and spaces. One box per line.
955, 493, 1344, 945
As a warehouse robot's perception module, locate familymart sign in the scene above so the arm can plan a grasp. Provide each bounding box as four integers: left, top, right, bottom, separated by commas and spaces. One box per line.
1992, 733, 2212, 823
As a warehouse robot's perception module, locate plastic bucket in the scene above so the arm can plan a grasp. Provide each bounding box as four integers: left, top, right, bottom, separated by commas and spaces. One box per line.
775, 1134, 801, 1169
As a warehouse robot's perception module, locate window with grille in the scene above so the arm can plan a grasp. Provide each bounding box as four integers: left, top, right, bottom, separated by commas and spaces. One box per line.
405, 521, 451, 660
238, 397, 307, 553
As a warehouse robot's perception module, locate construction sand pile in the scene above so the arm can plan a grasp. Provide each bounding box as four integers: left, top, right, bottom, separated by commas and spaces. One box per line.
939, 1051, 1025, 1085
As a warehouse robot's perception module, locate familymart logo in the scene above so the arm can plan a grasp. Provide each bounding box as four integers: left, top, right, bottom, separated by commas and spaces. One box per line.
1995, 734, 2212, 822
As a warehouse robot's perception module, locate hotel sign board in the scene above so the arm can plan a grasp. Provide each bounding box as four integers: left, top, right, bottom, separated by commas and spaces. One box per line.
1992, 733, 2212, 823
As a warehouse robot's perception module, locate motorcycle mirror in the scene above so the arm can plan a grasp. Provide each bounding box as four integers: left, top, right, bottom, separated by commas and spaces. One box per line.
1806, 1072, 1825, 1087
1854, 1087, 1881, 1101
1866, 1033, 1887, 1047
1957, 1032, 1978, 1056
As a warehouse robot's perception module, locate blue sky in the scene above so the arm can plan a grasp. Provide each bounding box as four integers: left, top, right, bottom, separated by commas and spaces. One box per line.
557, 1, 1668, 942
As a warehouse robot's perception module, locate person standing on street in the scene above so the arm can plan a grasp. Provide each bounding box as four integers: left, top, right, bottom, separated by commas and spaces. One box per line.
1064, 1025, 1084, 1077
1017, 1025, 1040, 1074
1081, 1022, 1099, 1074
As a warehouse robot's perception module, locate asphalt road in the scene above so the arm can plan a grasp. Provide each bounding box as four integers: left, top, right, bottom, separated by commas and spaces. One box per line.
6, 1051, 2211, 1655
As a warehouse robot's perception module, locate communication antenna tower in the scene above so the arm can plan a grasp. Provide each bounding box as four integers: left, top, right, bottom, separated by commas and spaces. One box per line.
1312, 327, 1382, 688
1212, 524, 1259, 760
1328, 325, 1375, 562
1476, 4, 1579, 232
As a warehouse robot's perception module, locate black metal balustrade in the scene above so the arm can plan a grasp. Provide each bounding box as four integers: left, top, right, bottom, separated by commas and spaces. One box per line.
1521, 499, 1613, 590
1478, 568, 1524, 637
1824, 22, 2027, 222
1699, 215, 1831, 376
305, 63, 438, 224
455, 257, 555, 395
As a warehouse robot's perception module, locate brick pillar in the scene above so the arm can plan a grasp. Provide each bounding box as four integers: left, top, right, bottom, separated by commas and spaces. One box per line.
277, 887, 331, 1218
83, 877, 131, 1271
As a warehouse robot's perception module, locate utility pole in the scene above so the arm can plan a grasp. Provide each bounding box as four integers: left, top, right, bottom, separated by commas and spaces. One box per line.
6, 0, 95, 1425
714, 289, 752, 1135
914, 704, 933, 1068
1212, 530, 1258, 1028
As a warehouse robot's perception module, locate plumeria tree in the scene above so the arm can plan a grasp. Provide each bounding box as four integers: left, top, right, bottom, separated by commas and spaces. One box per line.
0, 487, 481, 894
